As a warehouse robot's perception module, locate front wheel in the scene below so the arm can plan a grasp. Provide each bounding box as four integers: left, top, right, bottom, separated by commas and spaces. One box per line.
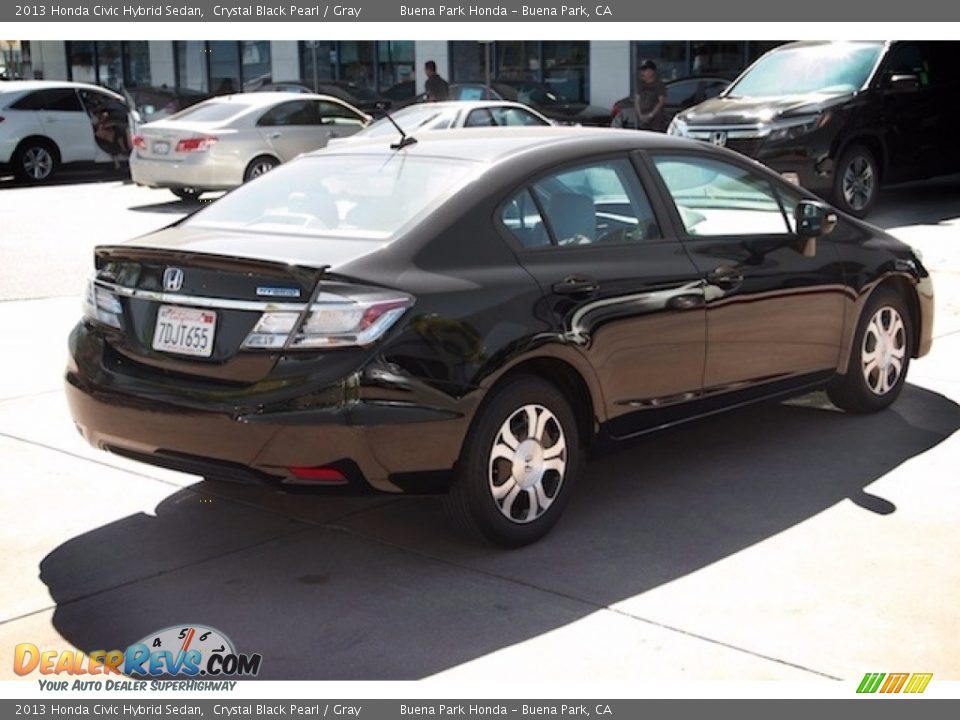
832, 144, 878, 218
828, 286, 912, 413
444, 376, 581, 547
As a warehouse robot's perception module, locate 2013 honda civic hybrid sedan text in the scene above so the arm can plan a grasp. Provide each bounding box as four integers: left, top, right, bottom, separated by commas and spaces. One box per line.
66, 128, 934, 546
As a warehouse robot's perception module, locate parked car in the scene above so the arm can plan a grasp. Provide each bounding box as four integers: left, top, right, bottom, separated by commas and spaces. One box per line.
0, 80, 132, 182
412, 80, 611, 126
259, 80, 391, 113
129, 91, 369, 200
66, 128, 933, 546
668, 40, 960, 217
123, 84, 211, 128
611, 76, 731, 127
338, 101, 551, 143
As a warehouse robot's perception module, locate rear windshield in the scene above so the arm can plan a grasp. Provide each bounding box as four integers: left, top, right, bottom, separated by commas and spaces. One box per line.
167, 101, 250, 123
728, 43, 884, 98
185, 154, 482, 239
360, 107, 447, 138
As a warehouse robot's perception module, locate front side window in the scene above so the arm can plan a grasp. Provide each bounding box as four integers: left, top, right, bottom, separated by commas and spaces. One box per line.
527, 159, 661, 247
490, 107, 548, 126
317, 101, 365, 126
653, 155, 792, 236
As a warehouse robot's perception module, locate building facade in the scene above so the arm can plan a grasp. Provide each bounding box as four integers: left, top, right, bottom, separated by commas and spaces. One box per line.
19, 40, 784, 109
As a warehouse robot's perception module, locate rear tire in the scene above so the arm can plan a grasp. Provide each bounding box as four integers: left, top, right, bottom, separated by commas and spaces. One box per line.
443, 376, 581, 547
244, 155, 279, 182
832, 144, 878, 218
14, 140, 58, 183
170, 187, 203, 201
827, 286, 912, 413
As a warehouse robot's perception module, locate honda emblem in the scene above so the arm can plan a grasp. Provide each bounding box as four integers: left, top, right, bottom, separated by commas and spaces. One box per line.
163, 267, 184, 292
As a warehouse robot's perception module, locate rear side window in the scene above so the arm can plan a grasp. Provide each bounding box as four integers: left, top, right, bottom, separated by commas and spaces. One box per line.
464, 108, 495, 127
501, 189, 550, 249
11, 88, 82, 112
317, 101, 365, 126
653, 155, 792, 236
528, 159, 661, 246
258, 100, 318, 126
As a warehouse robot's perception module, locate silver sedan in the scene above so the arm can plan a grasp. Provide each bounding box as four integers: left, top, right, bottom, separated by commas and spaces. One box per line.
130, 92, 369, 200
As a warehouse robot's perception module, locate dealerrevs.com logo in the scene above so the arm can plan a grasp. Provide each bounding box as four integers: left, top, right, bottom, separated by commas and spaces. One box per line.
14, 624, 262, 684
857, 672, 933, 694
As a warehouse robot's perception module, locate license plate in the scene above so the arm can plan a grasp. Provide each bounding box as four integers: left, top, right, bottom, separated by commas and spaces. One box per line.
152, 140, 170, 155
152, 306, 216, 357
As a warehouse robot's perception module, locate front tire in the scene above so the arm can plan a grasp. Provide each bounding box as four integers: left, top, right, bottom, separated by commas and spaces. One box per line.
14, 140, 58, 183
832, 144, 878, 218
828, 286, 912, 413
444, 376, 581, 547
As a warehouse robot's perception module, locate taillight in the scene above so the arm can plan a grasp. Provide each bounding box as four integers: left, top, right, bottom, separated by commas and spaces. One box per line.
82, 279, 123, 330
132, 135, 146, 150
241, 292, 413, 350
0, 115, 5, 123
611, 105, 620, 118
176, 136, 218, 153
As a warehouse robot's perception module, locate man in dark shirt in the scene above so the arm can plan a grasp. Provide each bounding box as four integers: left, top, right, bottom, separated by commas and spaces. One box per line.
632, 59, 668, 132
424, 60, 450, 102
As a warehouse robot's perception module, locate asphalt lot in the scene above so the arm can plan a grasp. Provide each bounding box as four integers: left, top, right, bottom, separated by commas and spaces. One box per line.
0, 168, 958, 682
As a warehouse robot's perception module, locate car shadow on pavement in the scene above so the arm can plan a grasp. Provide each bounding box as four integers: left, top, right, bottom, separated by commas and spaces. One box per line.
0, 167, 130, 189
870, 173, 960, 230
39, 384, 959, 679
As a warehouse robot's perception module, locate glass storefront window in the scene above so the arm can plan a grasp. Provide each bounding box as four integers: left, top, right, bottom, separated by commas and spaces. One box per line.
339, 41, 375, 89
209, 41, 240, 95
96, 41, 123, 90
242, 41, 272, 91
68, 41, 96, 84
633, 41, 688, 82
543, 41, 588, 102
497, 41, 540, 82
450, 41, 486, 82
299, 41, 336, 89
377, 41, 415, 94
124, 42, 151, 87
176, 41, 208, 92
691, 41, 746, 77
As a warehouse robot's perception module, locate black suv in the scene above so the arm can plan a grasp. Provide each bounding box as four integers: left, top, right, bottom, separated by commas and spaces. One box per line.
668, 41, 960, 216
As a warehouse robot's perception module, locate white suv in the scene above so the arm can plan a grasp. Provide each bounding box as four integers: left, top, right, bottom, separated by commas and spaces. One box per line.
0, 80, 131, 182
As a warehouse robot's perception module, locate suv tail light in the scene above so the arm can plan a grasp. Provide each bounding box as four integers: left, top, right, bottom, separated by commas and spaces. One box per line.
176, 136, 218, 153
241, 291, 413, 350
131, 135, 146, 150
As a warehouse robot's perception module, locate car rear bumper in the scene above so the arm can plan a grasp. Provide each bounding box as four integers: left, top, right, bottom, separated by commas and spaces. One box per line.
129, 152, 242, 191
65, 324, 467, 493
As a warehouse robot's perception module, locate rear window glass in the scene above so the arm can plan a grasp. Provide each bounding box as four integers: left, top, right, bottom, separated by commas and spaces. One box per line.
186, 154, 481, 240
168, 102, 250, 123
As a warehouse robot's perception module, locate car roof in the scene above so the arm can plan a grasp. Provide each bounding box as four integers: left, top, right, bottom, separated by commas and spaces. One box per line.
398, 100, 544, 112
767, 40, 886, 52
198, 91, 368, 114
0, 80, 124, 99
312, 126, 707, 164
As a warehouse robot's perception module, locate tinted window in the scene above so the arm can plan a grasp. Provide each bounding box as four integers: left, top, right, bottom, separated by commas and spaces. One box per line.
653, 155, 791, 236
13, 88, 82, 112
317, 101, 365, 126
531, 159, 661, 246
464, 108, 495, 127
501, 189, 550, 249
258, 100, 319, 126
883, 42, 942, 88
171, 101, 250, 123
490, 107, 548, 126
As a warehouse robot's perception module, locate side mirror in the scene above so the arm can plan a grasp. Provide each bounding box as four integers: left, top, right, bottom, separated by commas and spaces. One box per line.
887, 73, 920, 93
795, 200, 837, 257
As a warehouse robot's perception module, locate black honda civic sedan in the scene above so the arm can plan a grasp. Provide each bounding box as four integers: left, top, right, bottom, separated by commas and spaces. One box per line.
66, 127, 934, 546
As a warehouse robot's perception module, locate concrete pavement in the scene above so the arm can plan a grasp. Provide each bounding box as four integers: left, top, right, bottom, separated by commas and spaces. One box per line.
0, 175, 957, 682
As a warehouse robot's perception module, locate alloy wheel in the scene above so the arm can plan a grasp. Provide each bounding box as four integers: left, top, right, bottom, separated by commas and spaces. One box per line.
861, 305, 906, 396
842, 155, 875, 212
247, 160, 276, 179
488, 404, 566, 524
22, 147, 54, 180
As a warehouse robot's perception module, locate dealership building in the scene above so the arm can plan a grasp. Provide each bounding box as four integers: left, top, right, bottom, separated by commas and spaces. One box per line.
19, 40, 784, 107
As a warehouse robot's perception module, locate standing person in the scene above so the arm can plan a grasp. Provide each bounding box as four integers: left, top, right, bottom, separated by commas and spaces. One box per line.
633, 59, 668, 132
424, 60, 449, 102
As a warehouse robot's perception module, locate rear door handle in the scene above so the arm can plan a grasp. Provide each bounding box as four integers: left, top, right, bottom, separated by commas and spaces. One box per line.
268, 132, 282, 139
706, 266, 744, 290
552, 275, 599, 296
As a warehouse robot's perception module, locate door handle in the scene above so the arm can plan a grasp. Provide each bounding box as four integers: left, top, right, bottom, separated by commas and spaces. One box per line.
706, 266, 744, 290
552, 275, 599, 296
268, 132, 282, 139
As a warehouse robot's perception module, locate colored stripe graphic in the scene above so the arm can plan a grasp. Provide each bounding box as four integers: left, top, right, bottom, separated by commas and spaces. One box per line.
904, 673, 933, 694
857, 673, 885, 693
880, 673, 909, 693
